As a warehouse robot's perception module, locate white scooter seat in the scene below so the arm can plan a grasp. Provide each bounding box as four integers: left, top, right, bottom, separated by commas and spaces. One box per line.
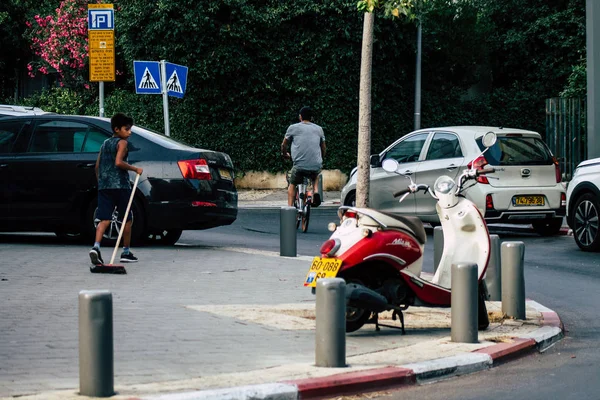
355, 209, 427, 245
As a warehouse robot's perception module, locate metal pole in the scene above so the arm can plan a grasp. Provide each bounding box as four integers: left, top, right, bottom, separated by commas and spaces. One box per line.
79, 290, 114, 397
280, 206, 297, 257
501, 241, 526, 319
414, 15, 422, 131
160, 60, 170, 137
99, 81, 105, 118
433, 226, 443, 273
451, 262, 478, 343
485, 234, 501, 301
315, 278, 346, 367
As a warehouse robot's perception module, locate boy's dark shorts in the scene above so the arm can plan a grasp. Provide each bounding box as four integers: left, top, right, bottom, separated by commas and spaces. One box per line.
97, 189, 133, 222
289, 166, 320, 185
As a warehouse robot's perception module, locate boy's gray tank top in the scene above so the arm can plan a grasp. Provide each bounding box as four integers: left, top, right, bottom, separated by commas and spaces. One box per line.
98, 137, 131, 190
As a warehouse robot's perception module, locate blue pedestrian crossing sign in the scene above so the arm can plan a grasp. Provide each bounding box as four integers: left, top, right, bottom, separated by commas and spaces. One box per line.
165, 62, 188, 98
134, 61, 161, 94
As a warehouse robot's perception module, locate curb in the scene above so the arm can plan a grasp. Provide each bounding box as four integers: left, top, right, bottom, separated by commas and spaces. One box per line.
133, 302, 564, 400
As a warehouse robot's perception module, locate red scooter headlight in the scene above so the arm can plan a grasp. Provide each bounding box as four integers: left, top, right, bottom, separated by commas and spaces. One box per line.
320, 238, 341, 257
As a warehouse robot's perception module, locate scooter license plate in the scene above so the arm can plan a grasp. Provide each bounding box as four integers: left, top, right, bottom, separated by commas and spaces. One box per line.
303, 257, 342, 287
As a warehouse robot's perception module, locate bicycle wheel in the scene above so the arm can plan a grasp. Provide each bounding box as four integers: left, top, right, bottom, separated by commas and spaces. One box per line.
302, 201, 311, 232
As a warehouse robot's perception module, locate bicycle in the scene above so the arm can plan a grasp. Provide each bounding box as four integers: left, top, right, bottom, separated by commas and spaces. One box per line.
287, 171, 312, 233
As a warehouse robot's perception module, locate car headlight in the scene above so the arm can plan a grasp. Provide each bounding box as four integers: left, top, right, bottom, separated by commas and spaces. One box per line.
434, 175, 455, 194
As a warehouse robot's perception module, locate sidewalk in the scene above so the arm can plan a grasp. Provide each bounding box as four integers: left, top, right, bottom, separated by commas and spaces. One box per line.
8, 298, 563, 400
1, 242, 564, 400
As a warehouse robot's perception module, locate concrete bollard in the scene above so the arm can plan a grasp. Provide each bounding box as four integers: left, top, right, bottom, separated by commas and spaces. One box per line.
280, 206, 297, 257
451, 263, 478, 343
501, 241, 526, 319
485, 235, 502, 301
315, 278, 346, 367
433, 226, 444, 273
79, 290, 114, 397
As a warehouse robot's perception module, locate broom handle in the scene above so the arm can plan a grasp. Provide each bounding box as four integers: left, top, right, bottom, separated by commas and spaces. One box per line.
110, 173, 141, 265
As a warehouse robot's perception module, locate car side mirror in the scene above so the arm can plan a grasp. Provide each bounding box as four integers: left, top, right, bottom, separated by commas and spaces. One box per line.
370, 154, 381, 167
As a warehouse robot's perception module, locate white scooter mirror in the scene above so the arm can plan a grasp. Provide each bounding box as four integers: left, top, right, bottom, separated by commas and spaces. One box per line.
382, 158, 399, 173
482, 131, 497, 148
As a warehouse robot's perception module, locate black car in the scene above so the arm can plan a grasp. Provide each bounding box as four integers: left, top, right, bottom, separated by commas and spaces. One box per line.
0, 115, 237, 245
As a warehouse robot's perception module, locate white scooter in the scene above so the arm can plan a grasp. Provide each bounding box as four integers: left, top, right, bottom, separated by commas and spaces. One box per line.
303, 132, 498, 333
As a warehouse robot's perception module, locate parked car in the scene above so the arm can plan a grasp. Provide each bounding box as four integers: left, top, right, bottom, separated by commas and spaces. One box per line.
0, 105, 50, 117
341, 126, 566, 235
0, 114, 237, 245
566, 157, 600, 251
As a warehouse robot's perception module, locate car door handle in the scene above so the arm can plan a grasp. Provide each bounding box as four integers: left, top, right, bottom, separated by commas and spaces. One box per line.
77, 163, 95, 169
446, 164, 458, 171
0, 164, 7, 168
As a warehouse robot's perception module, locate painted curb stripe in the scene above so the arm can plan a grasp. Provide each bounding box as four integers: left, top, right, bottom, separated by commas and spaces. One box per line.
473, 338, 536, 361
401, 353, 492, 382
283, 366, 415, 399
541, 311, 564, 329
138, 383, 298, 400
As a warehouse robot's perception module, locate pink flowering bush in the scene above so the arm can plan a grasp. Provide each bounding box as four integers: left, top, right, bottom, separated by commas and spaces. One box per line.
27, 0, 101, 88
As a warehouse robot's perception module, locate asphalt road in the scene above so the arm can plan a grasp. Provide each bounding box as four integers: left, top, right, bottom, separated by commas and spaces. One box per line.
183, 208, 600, 400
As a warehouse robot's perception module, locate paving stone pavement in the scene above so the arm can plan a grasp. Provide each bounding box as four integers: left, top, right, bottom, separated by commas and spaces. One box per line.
0, 241, 450, 398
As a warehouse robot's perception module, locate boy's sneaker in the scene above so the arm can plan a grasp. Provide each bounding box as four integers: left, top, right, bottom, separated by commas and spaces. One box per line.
89, 247, 104, 265
120, 252, 138, 263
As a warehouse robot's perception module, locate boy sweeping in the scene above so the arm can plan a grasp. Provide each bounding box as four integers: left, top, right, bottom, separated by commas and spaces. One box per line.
89, 113, 143, 265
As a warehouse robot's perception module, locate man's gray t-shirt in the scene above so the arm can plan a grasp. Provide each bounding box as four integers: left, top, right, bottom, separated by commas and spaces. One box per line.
285, 122, 325, 170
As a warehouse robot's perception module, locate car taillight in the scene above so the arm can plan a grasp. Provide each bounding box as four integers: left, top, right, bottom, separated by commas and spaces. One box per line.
560, 193, 566, 208
467, 155, 489, 184
320, 238, 341, 257
178, 159, 211, 180
553, 156, 561, 183
486, 194, 494, 210
192, 201, 216, 207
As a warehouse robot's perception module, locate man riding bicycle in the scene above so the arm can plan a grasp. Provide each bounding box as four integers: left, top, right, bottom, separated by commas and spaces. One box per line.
281, 106, 326, 207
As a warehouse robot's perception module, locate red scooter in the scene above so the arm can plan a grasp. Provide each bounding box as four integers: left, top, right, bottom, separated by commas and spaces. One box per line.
303, 132, 497, 333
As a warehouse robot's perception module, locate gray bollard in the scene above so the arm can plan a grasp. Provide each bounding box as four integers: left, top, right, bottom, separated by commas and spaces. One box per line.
451, 263, 478, 343
485, 235, 502, 301
280, 206, 297, 257
79, 290, 114, 397
433, 226, 444, 273
315, 278, 346, 367
501, 241, 526, 319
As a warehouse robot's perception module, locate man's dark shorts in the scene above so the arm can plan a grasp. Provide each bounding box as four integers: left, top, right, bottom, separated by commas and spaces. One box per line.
97, 189, 133, 222
289, 166, 320, 185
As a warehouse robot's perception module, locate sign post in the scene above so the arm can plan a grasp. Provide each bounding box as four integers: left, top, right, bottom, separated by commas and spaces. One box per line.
88, 4, 115, 118
133, 60, 188, 137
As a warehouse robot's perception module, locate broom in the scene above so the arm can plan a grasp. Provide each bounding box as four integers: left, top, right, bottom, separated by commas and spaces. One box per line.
90, 173, 141, 274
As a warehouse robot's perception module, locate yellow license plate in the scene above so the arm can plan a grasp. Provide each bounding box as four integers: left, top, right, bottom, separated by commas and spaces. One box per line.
303, 257, 342, 287
513, 195, 545, 206
219, 169, 232, 180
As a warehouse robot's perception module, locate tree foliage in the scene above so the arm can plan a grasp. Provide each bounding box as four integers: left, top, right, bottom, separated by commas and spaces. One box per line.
2, 0, 587, 176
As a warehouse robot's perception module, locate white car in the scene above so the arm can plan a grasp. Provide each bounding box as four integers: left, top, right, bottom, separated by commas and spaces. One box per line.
341, 126, 566, 235
0, 105, 49, 117
566, 158, 600, 251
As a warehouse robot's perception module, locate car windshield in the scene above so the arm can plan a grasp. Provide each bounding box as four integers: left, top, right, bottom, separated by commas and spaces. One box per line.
477, 135, 553, 166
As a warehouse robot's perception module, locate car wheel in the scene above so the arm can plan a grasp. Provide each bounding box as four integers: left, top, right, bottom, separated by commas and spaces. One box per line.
344, 191, 356, 207
84, 197, 146, 247
532, 218, 563, 236
573, 193, 600, 252
145, 229, 183, 246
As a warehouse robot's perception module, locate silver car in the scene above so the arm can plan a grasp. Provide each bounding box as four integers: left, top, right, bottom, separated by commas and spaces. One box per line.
341, 126, 566, 235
